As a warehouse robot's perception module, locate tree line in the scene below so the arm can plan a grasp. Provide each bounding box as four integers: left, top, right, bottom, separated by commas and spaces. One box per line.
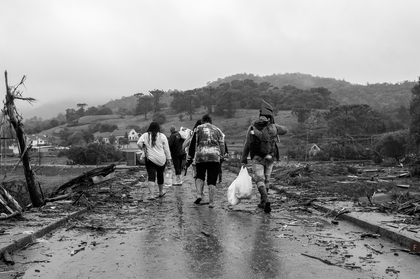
20, 76, 420, 169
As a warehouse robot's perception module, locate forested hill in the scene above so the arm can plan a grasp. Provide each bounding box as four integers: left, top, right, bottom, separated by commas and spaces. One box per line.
207, 73, 417, 110
103, 73, 417, 113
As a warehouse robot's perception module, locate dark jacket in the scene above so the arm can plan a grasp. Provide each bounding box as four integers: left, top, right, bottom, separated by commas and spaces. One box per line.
241, 120, 287, 164
168, 131, 185, 157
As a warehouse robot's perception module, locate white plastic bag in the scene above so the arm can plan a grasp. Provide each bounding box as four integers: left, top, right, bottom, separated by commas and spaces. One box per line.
236, 166, 253, 200
227, 166, 253, 205
179, 127, 192, 140
227, 180, 240, 205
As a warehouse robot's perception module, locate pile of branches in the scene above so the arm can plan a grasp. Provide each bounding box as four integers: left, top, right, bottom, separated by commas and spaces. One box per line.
378, 195, 420, 216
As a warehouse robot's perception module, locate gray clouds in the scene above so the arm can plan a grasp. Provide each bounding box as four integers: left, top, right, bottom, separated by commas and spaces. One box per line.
1, 0, 420, 114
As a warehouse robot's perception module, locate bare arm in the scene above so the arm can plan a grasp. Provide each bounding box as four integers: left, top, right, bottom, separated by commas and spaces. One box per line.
240, 126, 252, 164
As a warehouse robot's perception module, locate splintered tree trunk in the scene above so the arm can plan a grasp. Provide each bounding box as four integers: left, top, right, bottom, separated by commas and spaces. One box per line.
4, 71, 43, 207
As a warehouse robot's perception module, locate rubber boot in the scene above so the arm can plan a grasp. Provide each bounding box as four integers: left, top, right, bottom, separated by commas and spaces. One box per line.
194, 179, 204, 204
257, 186, 271, 213
208, 185, 216, 208
147, 181, 155, 200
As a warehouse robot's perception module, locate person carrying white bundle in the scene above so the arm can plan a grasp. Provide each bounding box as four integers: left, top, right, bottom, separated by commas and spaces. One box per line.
240, 100, 288, 213
137, 121, 172, 200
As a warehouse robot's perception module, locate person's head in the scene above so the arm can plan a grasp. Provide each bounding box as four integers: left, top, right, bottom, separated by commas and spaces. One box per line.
201, 114, 212, 124
147, 122, 160, 146
260, 100, 274, 123
147, 121, 160, 134
170, 125, 176, 133
193, 119, 202, 129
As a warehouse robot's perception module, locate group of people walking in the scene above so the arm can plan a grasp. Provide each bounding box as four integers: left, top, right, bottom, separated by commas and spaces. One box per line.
136, 100, 287, 213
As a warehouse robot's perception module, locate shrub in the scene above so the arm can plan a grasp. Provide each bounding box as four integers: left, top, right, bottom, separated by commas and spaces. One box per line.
152, 112, 167, 125
313, 150, 330, 161
67, 143, 123, 165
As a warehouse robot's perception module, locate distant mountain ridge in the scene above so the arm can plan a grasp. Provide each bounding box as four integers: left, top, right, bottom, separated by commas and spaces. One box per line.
23, 72, 418, 120
208, 73, 416, 110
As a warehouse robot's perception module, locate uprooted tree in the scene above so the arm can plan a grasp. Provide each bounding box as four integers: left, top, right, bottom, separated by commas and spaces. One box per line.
3, 71, 44, 207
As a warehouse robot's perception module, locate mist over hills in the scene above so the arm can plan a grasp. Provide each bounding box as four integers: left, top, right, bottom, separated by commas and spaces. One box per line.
20, 72, 417, 120
20, 97, 110, 120
20, 99, 77, 120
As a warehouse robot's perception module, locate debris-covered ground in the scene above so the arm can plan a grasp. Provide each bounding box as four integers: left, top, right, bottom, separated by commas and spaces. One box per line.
269, 162, 420, 223
1, 163, 420, 278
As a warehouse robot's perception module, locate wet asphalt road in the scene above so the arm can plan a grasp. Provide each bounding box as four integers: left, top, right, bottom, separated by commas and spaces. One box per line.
6, 169, 420, 279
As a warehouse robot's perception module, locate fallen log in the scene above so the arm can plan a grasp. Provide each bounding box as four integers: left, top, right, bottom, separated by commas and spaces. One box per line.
49, 164, 116, 198
0, 186, 22, 214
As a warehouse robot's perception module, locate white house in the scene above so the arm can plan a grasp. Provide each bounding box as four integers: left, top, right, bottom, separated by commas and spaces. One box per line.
27, 135, 49, 147
111, 129, 140, 142
306, 143, 321, 157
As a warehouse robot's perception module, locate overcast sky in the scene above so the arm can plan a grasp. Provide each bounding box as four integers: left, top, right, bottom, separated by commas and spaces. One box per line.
2, 0, 420, 115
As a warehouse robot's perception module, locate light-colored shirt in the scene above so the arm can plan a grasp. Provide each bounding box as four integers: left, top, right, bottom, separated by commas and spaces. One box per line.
137, 132, 171, 166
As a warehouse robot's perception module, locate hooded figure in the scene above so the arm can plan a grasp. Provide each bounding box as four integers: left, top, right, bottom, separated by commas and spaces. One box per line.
240, 100, 287, 213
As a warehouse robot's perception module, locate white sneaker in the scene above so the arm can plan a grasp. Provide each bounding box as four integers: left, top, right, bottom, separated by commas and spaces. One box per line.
174, 176, 182, 186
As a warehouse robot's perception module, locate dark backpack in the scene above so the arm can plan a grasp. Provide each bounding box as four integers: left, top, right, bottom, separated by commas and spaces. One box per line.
249, 124, 274, 157
175, 133, 185, 156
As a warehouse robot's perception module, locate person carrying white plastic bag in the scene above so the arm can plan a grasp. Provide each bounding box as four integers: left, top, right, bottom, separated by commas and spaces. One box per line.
227, 166, 253, 205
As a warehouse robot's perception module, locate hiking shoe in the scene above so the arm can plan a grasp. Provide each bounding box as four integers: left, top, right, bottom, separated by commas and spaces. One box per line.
257, 200, 265, 209
194, 198, 202, 204
264, 202, 271, 213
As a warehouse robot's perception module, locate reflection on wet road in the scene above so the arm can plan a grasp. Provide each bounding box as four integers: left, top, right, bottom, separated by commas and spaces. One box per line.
7, 170, 420, 279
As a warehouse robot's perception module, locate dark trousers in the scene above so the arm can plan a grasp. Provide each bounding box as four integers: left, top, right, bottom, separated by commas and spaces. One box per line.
172, 154, 185, 175
145, 159, 166, 185
196, 162, 220, 186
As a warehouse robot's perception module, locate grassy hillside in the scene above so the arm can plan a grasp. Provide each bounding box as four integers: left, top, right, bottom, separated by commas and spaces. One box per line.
42, 107, 297, 150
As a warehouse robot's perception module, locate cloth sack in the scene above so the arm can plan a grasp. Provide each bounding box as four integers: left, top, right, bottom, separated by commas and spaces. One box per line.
179, 127, 192, 140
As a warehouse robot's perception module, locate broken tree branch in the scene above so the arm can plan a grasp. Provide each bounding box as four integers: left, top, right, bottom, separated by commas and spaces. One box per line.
301, 253, 338, 266
49, 164, 116, 198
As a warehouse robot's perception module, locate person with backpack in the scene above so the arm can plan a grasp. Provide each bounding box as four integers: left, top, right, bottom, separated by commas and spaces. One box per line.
168, 125, 185, 186
188, 114, 225, 208
240, 101, 288, 213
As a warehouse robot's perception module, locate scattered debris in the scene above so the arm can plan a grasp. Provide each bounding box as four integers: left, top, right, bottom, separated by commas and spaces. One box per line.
333, 209, 351, 220
364, 243, 383, 254
70, 247, 85, 256
0, 186, 22, 214
360, 233, 380, 238
49, 164, 117, 198
301, 252, 337, 266
1, 249, 14, 265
